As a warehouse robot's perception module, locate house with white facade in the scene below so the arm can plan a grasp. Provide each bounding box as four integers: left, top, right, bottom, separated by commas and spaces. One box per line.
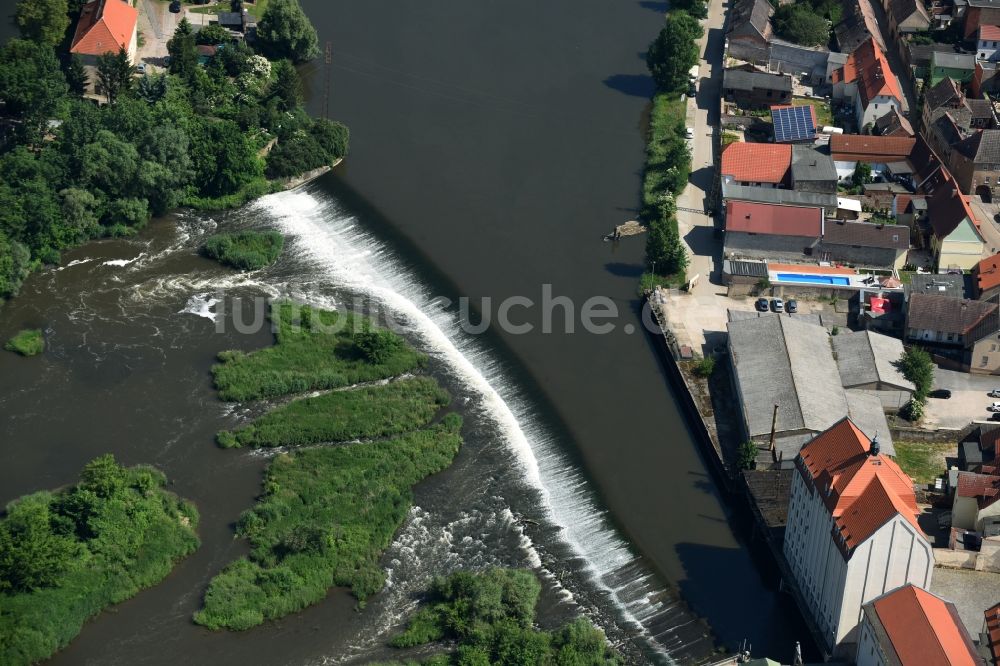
953, 469, 1000, 530
980, 25, 1000, 62
832, 37, 905, 130
855, 584, 981, 665
784, 418, 933, 657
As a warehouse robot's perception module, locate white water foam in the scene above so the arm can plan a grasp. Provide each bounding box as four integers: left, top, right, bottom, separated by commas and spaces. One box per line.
256, 190, 682, 662
178, 293, 220, 321
103, 256, 142, 268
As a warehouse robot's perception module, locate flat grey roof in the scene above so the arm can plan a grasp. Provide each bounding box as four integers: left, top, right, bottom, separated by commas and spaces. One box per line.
723, 182, 839, 210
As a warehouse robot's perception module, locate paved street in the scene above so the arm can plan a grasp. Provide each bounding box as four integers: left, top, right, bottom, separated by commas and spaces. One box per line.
924, 367, 1000, 429
136, 0, 184, 67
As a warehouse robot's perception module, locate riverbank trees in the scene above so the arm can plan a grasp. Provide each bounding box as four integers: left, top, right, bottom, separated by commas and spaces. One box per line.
0, 4, 348, 301
0, 456, 199, 666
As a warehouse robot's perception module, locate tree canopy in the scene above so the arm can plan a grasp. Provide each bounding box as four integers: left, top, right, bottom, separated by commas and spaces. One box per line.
898, 347, 934, 402
646, 12, 703, 93
256, 0, 321, 63
773, 4, 830, 47
15, 0, 69, 46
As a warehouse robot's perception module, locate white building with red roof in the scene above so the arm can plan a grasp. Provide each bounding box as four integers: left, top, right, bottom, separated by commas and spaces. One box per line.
70, 0, 138, 66
952, 470, 1000, 531
783, 418, 933, 656
831, 37, 905, 131
720, 142, 792, 188
856, 584, 982, 666
978, 25, 1000, 63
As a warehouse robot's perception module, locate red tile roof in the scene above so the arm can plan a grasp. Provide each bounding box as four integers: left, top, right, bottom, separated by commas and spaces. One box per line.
985, 603, 1000, 666
70, 0, 137, 58
798, 418, 922, 554
870, 585, 980, 666
830, 134, 916, 162
724, 201, 823, 236
833, 37, 904, 109
956, 470, 1000, 509
981, 24, 1000, 41
976, 252, 1000, 295
721, 143, 792, 184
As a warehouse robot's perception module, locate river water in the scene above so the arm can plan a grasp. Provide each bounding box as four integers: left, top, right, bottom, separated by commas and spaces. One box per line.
0, 1, 812, 664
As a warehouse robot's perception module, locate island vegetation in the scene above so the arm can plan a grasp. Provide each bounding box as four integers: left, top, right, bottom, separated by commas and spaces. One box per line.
0, 0, 348, 301
201, 230, 285, 271
196, 302, 463, 630
0, 455, 200, 666
4, 329, 45, 357
642, 9, 702, 288
381, 569, 621, 665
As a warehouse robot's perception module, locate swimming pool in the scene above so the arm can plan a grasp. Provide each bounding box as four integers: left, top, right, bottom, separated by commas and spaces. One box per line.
775, 273, 852, 286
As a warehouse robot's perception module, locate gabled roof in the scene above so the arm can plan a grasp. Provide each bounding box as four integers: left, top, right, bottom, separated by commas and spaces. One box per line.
830, 134, 916, 162
925, 77, 965, 112
933, 52, 977, 71
957, 470, 1000, 509
976, 252, 1000, 294
725, 200, 823, 236
865, 585, 980, 666
953, 129, 1000, 164
721, 143, 792, 184
874, 107, 915, 137
984, 603, 1000, 666
728, 0, 773, 41
722, 182, 839, 210
832, 330, 915, 391
833, 37, 903, 108
822, 219, 909, 249
981, 25, 1000, 41
834, 2, 887, 55
797, 418, 922, 553
888, 0, 931, 26
927, 172, 983, 239
70, 0, 137, 58
907, 293, 998, 336
724, 68, 792, 92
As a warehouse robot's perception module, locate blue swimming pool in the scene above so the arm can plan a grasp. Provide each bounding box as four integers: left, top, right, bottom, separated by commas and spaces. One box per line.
775, 273, 851, 286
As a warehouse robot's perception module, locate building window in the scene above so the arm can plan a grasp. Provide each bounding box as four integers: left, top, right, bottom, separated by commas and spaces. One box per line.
947, 332, 954, 341
984, 356, 991, 367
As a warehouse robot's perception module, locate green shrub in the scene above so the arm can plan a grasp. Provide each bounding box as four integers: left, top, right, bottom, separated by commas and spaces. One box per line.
693, 356, 715, 378
201, 230, 284, 271
901, 397, 924, 422
738, 441, 758, 471
217, 377, 450, 448
212, 302, 425, 402
4, 329, 43, 356
898, 347, 933, 402
0, 456, 199, 666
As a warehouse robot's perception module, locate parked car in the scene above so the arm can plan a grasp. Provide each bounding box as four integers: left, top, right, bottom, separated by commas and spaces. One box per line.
169, 0, 181, 12
786, 299, 798, 313
989, 402, 1000, 412
989, 389, 1000, 398
756, 297, 769, 312
136, 62, 146, 74
771, 298, 784, 313
991, 413, 1000, 421
929, 389, 951, 399
685, 127, 695, 140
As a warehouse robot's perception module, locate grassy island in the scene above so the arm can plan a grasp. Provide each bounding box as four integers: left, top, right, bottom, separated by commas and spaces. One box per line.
0, 455, 200, 666
381, 569, 621, 665
0, 0, 347, 301
201, 230, 285, 271
4, 329, 44, 356
196, 302, 462, 630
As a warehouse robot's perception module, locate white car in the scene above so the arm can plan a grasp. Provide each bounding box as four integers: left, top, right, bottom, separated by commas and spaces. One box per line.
989, 402, 1000, 412
685, 127, 695, 140
989, 389, 1000, 398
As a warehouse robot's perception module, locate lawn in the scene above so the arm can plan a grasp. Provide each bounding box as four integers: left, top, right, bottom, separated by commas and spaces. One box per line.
187, 0, 269, 18
894, 440, 953, 485
792, 97, 833, 127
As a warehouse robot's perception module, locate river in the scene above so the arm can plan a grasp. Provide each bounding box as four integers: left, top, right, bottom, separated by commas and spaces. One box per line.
0, 1, 811, 664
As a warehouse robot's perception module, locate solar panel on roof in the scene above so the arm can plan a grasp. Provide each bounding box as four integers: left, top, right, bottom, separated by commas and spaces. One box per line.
771, 105, 817, 143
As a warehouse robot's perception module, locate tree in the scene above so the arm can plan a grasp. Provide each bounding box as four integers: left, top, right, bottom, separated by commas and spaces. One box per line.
59, 188, 101, 243
646, 12, 703, 92
136, 72, 168, 103
671, 0, 708, 19
738, 441, 758, 470
773, 5, 830, 47
0, 494, 78, 593
0, 231, 31, 300
0, 39, 69, 140
311, 118, 350, 159
355, 329, 402, 364
190, 119, 262, 196
852, 161, 872, 187
271, 59, 302, 111
256, 0, 320, 63
79, 454, 128, 498
65, 53, 88, 96
96, 47, 135, 105
15, 0, 69, 46
167, 17, 198, 78
80, 129, 140, 200
196, 23, 231, 46
138, 125, 194, 214
898, 347, 934, 402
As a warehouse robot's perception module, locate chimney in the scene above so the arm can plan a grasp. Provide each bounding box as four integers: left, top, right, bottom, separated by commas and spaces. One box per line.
870, 432, 880, 457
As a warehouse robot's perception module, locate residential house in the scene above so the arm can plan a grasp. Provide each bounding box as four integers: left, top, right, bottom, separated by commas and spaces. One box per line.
859, 290, 907, 335
726, 0, 773, 64
907, 272, 968, 299
830, 134, 916, 181
720, 143, 792, 188
727, 316, 894, 466
885, 0, 932, 42
874, 107, 915, 137
70, 0, 138, 67
820, 219, 910, 270
949, 129, 1000, 198
964, 0, 1000, 39
921, 77, 996, 137
953, 470, 1000, 530
722, 181, 840, 214
217, 8, 256, 34
926, 172, 986, 270
905, 293, 1000, 372
855, 585, 982, 666
958, 425, 1000, 471
791, 145, 838, 193
832, 38, 906, 129
723, 201, 823, 262
783, 418, 932, 656
836, 0, 888, 55
905, 43, 961, 82
723, 69, 792, 109
976, 252, 1000, 298
979, 24, 1000, 61
973, 59, 1000, 97
931, 51, 978, 86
